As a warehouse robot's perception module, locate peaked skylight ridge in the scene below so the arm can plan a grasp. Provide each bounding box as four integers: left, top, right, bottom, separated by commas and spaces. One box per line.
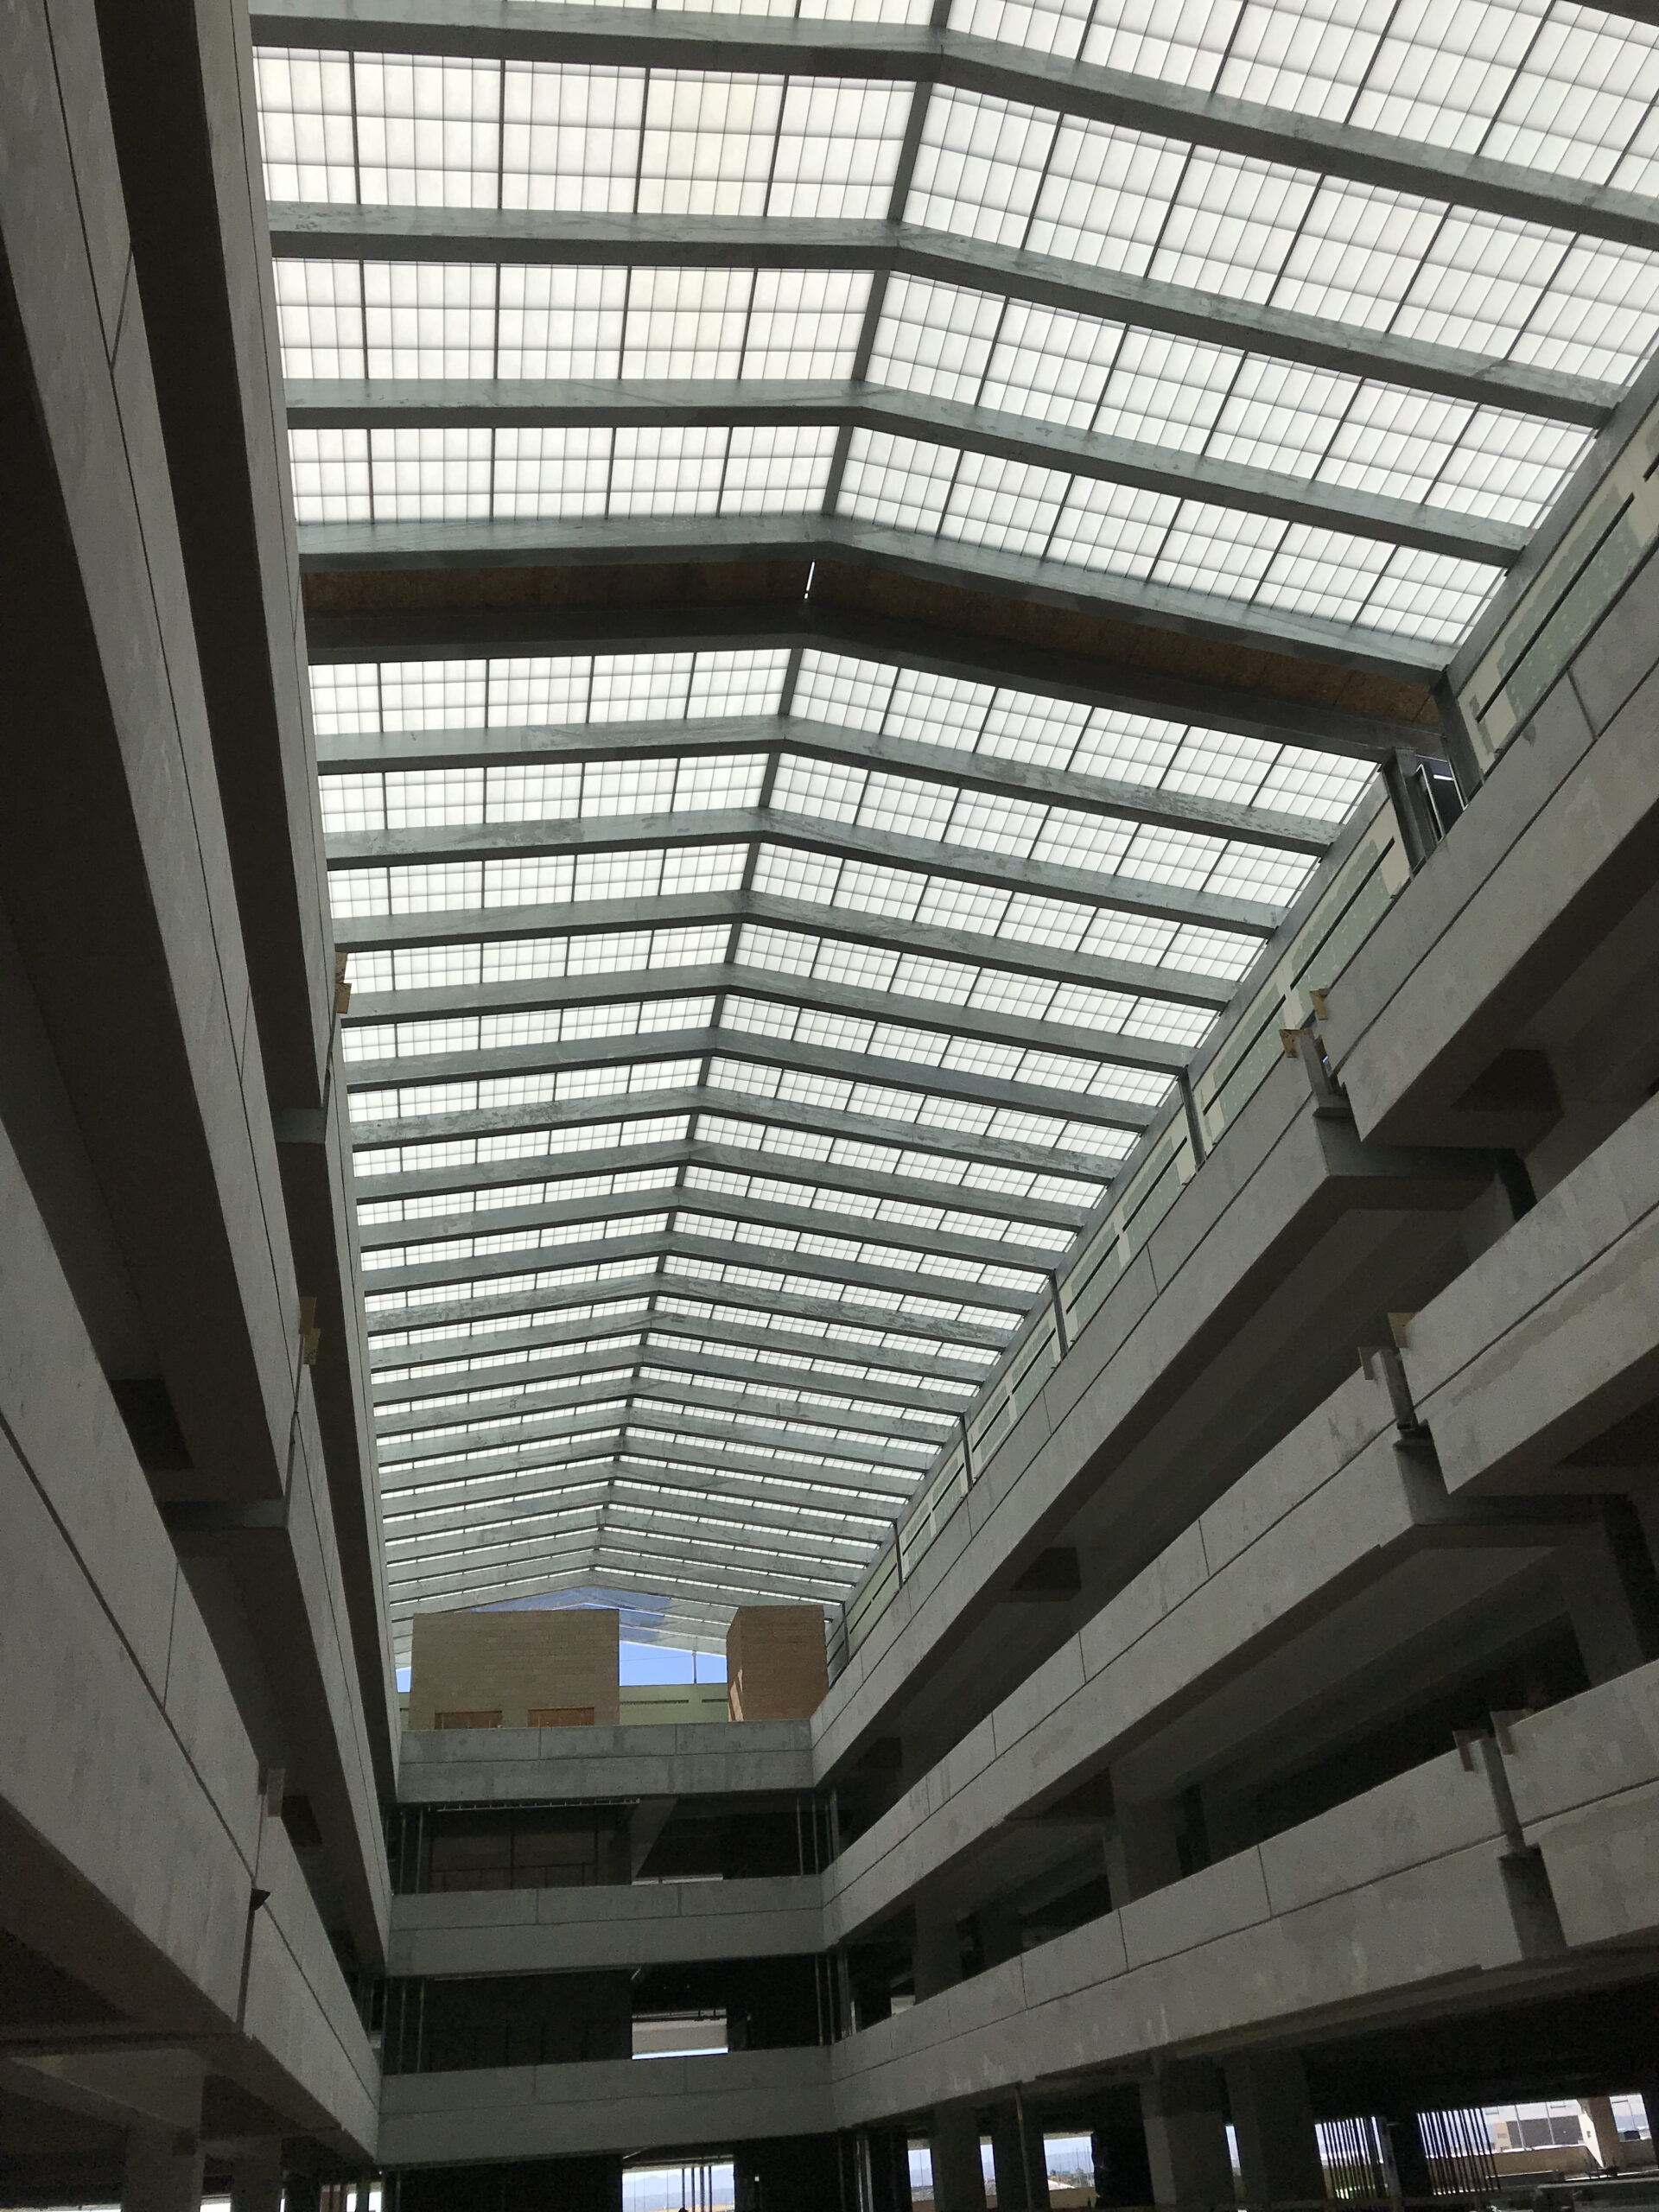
260, 0, 1659, 1644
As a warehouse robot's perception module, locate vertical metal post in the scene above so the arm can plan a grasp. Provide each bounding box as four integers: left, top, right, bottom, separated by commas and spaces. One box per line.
1176, 1065, 1207, 1166
1046, 1272, 1070, 1357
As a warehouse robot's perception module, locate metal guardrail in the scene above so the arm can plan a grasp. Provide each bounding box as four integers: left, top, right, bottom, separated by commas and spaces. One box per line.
826, 776, 1412, 1683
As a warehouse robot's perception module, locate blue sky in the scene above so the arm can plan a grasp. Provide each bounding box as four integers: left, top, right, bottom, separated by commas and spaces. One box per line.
396, 1641, 725, 1694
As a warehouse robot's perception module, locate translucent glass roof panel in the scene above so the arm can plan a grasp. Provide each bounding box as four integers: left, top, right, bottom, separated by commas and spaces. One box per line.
265, 0, 1659, 1641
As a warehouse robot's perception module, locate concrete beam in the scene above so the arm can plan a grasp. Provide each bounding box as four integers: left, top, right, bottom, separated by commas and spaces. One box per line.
345, 1033, 1160, 1141
297, 512, 1452, 683
250, 4, 1659, 251
359, 1187, 1067, 1274
291, 381, 1522, 568
364, 1264, 1021, 1348
270, 208, 1618, 432
361, 1224, 1041, 1313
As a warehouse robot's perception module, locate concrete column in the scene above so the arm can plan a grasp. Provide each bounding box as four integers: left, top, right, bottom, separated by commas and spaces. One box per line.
987, 2101, 1049, 2212
1558, 1499, 1659, 1685
914, 1909, 983, 2212
913, 1907, 963, 1999
1582, 2098, 1624, 2171
1224, 2054, 1323, 2210
1091, 2106, 1154, 2209
931, 2111, 988, 2212
123, 2128, 206, 2212
1140, 2063, 1234, 2210
1105, 1798, 1184, 1906
228, 2142, 285, 2212
862, 2126, 914, 2212
1379, 2115, 1432, 2208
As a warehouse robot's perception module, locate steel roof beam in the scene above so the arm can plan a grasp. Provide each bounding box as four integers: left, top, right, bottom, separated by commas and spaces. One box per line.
383, 1422, 923, 1503
251, 8, 1659, 252
386, 1485, 887, 1560
376, 1370, 956, 1448
366, 1306, 996, 1384
330, 807, 1281, 934
291, 379, 1522, 566
355, 1138, 1096, 1226
319, 711, 1343, 850
345, 966, 1189, 1082
351, 1081, 1132, 1178
364, 1263, 1022, 1347
383, 1440, 914, 1512
297, 512, 1452, 681
375, 1344, 970, 1416
272, 211, 1616, 433
361, 1226, 1044, 1312
345, 1029, 1161, 1134
358, 1187, 1068, 1271
307, 595, 1434, 762
385, 1455, 901, 1532
378, 1394, 941, 1467
335, 891, 1240, 1006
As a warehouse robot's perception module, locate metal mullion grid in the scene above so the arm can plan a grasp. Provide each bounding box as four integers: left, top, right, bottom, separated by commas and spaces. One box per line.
823, 3, 951, 517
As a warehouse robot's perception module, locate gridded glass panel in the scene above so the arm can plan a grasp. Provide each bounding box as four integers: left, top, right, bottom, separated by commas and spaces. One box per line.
743, 270, 871, 378
907, 90, 1058, 247
869, 277, 1008, 404
722, 426, 840, 511
840, 430, 960, 531
501, 64, 645, 212
767, 79, 911, 218
941, 451, 1071, 556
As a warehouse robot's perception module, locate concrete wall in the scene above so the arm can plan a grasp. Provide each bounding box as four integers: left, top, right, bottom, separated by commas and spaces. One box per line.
0, 1118, 377, 2155
410, 1608, 621, 1730
398, 1718, 815, 1803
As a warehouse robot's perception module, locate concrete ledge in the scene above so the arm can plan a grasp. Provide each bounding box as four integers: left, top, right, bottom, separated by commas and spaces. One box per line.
1325, 591, 1659, 1145
1403, 1092, 1659, 1492
379, 2046, 834, 2164
824, 1364, 1554, 1945
813, 1063, 1486, 1779
391, 1875, 824, 1975
398, 1717, 814, 1802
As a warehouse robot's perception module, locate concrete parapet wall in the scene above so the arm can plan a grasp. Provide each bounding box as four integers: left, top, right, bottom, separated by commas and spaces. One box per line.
379, 2046, 834, 2165
1325, 555, 1659, 1148
391, 1874, 824, 1977
0, 1119, 377, 2153
398, 1716, 815, 1802
1402, 1090, 1659, 1493
812, 1061, 1485, 1781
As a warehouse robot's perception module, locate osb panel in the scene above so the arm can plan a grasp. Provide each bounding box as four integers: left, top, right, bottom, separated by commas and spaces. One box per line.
809, 563, 1440, 726
301, 557, 1439, 729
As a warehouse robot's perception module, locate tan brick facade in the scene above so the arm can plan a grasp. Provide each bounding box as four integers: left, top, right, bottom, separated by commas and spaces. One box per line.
408, 1606, 621, 1730
725, 1605, 829, 1721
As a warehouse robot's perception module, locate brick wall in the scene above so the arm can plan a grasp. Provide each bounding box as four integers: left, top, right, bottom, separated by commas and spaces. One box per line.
408, 1607, 621, 1729
726, 1606, 829, 1720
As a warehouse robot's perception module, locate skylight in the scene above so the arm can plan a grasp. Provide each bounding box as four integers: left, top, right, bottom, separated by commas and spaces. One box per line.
252, 0, 1659, 1648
